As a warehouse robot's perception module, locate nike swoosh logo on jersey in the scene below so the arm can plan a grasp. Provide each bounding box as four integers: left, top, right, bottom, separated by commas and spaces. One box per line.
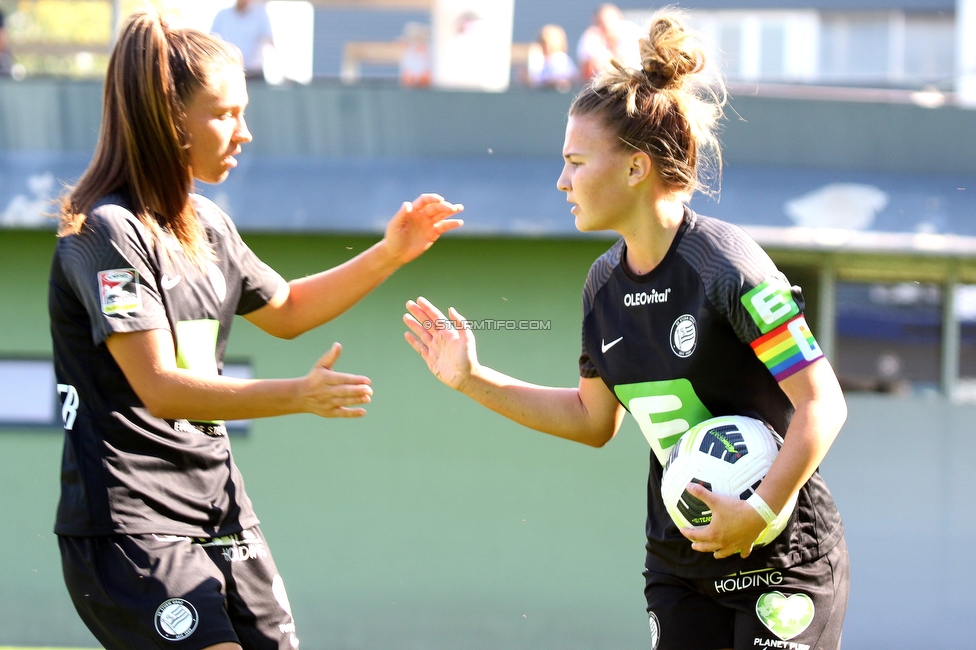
601, 336, 623, 353
161, 274, 182, 290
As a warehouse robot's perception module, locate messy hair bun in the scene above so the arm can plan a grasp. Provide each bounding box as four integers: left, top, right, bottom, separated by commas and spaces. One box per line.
570, 9, 724, 195
639, 12, 703, 91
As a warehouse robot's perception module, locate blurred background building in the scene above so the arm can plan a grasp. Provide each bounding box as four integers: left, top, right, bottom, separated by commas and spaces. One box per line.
0, 1, 967, 91
1, 1, 975, 649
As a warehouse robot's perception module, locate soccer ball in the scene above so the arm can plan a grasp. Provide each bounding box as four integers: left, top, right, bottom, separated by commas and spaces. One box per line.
661, 415, 796, 547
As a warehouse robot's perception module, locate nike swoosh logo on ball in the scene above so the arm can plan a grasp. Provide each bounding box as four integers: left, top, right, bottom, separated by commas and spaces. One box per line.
601, 336, 623, 353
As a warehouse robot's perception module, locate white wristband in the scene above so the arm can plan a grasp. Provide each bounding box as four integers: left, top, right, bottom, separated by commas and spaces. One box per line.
747, 493, 777, 526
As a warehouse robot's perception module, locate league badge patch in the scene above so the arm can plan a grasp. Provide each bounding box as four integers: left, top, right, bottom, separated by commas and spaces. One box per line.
154, 598, 198, 641
98, 268, 142, 315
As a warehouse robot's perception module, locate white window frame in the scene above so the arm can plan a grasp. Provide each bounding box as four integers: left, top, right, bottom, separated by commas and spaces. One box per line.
0, 358, 59, 428
626, 8, 954, 88
628, 10, 819, 84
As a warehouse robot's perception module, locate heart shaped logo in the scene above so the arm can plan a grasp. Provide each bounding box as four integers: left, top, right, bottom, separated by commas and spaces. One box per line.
756, 591, 815, 640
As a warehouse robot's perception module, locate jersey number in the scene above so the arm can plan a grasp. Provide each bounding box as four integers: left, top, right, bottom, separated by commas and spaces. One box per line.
57, 384, 79, 430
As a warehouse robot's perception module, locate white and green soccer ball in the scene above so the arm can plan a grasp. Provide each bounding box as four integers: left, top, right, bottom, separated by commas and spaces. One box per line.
661, 415, 797, 547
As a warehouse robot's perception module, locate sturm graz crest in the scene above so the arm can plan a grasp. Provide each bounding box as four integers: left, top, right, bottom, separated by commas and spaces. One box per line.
154, 598, 198, 641
648, 611, 661, 649
670, 314, 697, 358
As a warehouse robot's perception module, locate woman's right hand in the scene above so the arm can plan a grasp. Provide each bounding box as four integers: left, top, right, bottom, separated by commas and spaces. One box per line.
300, 343, 373, 417
403, 297, 478, 391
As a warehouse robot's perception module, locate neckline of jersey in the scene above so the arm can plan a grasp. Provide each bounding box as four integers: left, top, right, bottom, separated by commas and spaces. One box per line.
619, 206, 694, 284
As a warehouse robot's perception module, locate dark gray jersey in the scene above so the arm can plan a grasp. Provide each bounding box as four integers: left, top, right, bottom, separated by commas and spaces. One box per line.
580, 208, 842, 578
49, 194, 284, 537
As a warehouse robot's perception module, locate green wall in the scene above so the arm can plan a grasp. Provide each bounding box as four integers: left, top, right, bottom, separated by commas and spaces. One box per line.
0, 229, 653, 648
5, 229, 976, 649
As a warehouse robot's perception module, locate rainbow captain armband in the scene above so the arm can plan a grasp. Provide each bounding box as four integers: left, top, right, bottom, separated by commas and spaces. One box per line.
750, 315, 824, 382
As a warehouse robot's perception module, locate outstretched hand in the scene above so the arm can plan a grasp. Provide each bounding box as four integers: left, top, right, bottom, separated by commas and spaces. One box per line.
383, 194, 464, 266
678, 482, 768, 559
403, 297, 478, 391
299, 343, 373, 418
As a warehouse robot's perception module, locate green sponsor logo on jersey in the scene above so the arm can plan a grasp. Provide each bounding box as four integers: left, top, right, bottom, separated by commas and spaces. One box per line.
614, 379, 712, 465
175, 319, 222, 425
175, 319, 220, 375
756, 591, 815, 641
742, 281, 800, 334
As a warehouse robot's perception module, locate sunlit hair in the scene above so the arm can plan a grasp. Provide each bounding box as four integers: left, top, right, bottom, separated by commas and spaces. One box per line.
569, 8, 724, 196
58, 11, 243, 266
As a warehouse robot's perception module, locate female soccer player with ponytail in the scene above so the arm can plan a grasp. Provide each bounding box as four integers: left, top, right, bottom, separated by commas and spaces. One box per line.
405, 10, 848, 650
50, 11, 461, 649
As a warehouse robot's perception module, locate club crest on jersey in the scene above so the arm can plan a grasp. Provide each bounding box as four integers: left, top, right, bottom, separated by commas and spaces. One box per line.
206, 261, 227, 303
98, 268, 142, 315
648, 611, 661, 649
154, 598, 198, 641
670, 314, 697, 358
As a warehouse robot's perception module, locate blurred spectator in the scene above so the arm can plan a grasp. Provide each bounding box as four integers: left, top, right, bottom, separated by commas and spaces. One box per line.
526, 24, 577, 91
400, 22, 431, 88
576, 3, 643, 81
211, 0, 275, 80
0, 9, 12, 77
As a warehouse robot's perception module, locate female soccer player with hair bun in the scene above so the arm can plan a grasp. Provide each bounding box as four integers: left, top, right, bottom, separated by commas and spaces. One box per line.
405, 10, 848, 650
50, 11, 461, 649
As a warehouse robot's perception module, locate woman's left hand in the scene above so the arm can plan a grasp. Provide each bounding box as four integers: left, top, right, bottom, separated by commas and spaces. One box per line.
678, 482, 768, 559
382, 194, 464, 265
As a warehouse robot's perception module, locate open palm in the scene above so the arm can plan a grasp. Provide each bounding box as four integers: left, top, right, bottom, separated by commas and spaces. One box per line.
403, 297, 478, 391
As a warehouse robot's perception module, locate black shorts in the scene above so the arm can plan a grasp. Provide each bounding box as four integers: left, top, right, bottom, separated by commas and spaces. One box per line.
59, 526, 299, 650
644, 537, 849, 650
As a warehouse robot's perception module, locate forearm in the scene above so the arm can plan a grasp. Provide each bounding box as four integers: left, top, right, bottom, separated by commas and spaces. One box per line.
460, 365, 613, 447
140, 370, 303, 421
758, 371, 847, 514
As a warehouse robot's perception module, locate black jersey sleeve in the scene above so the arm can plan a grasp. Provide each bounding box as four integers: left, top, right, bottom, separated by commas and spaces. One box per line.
193, 195, 285, 316
579, 328, 599, 378
677, 216, 794, 343
579, 239, 624, 378
678, 215, 823, 382
57, 202, 170, 346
